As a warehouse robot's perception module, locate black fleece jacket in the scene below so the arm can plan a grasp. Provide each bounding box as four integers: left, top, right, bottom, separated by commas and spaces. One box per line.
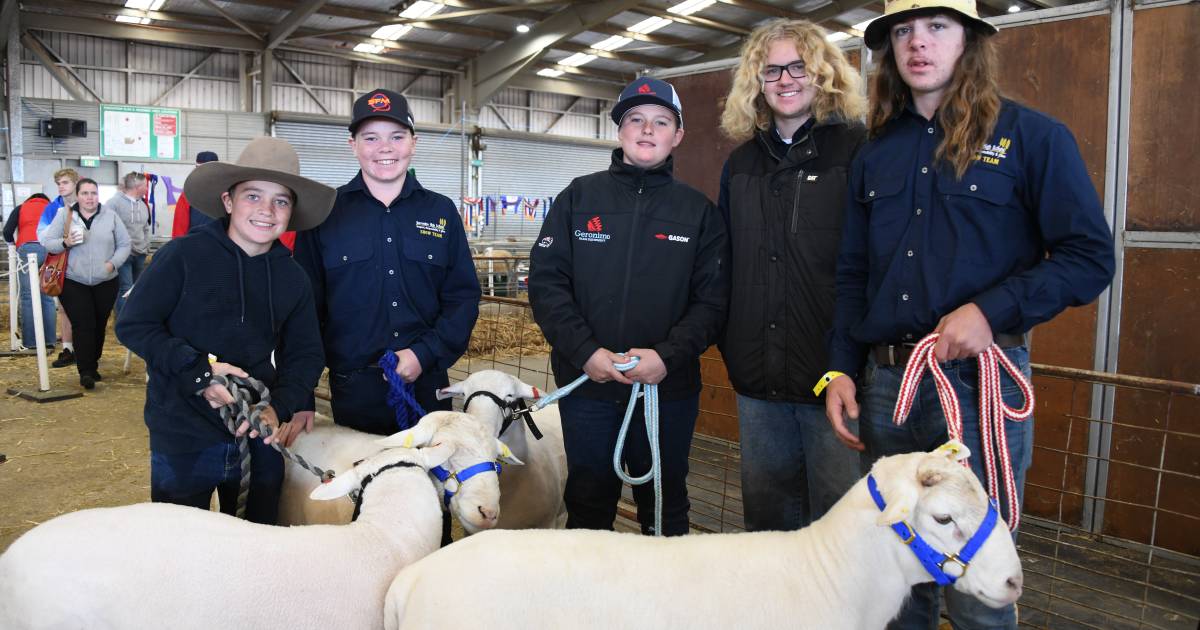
116, 219, 324, 454
528, 150, 730, 403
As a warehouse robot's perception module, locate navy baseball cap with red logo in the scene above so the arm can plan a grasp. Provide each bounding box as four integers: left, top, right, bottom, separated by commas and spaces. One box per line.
349, 88, 416, 134
611, 77, 683, 128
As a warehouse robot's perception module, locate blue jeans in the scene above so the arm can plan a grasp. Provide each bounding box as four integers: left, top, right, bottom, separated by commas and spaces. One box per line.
16, 242, 56, 348
114, 252, 147, 317
329, 366, 451, 436
559, 393, 699, 536
737, 396, 860, 531
859, 347, 1034, 630
150, 438, 284, 525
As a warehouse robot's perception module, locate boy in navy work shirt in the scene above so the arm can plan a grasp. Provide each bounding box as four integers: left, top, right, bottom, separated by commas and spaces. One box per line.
529, 78, 730, 536
117, 137, 333, 524
294, 89, 480, 436
822, 0, 1115, 626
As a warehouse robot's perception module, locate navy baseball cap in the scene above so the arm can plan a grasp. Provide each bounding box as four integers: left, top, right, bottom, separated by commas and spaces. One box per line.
611, 77, 683, 128
195, 151, 218, 164
350, 88, 416, 134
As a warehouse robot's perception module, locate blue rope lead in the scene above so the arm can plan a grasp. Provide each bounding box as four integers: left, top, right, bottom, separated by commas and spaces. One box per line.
379, 351, 426, 431
530, 356, 664, 537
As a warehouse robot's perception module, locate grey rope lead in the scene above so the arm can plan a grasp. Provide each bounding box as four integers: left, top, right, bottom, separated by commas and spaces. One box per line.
208, 374, 335, 519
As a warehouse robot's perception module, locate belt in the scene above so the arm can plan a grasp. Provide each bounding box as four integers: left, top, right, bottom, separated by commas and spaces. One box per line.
873, 333, 1027, 367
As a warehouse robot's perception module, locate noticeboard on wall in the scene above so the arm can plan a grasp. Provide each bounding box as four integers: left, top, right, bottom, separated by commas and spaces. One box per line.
100, 105, 181, 161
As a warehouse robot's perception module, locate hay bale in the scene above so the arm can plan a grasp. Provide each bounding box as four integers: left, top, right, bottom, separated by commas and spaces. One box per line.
467, 310, 549, 358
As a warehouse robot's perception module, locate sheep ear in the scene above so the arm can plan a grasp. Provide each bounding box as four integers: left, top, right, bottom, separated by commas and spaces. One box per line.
417, 442, 455, 469
496, 439, 525, 465
876, 483, 920, 526
376, 412, 450, 449
310, 469, 361, 501
436, 381, 467, 401
934, 440, 971, 462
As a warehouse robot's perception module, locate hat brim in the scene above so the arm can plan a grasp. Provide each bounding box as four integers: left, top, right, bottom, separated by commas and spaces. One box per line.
611, 95, 683, 127
864, 9, 997, 50
183, 162, 336, 232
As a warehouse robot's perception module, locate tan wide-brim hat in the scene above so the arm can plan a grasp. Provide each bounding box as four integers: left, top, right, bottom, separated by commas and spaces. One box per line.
183, 136, 336, 232
864, 0, 998, 50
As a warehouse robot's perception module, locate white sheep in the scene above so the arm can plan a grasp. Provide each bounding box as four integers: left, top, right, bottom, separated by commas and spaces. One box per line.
278, 409, 520, 533
437, 370, 567, 529
280, 370, 564, 531
384, 442, 1024, 630
0, 436, 453, 630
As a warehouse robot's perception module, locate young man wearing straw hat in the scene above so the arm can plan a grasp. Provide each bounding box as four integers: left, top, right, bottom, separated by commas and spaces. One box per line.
293, 88, 480, 436
823, 0, 1113, 627
117, 137, 333, 524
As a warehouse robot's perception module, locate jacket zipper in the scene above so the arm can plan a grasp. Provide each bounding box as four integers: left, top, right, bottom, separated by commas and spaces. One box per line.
789, 168, 806, 233
615, 177, 645, 351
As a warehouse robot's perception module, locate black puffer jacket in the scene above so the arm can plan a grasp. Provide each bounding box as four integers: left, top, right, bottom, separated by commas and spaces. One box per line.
529, 150, 730, 403
718, 119, 867, 403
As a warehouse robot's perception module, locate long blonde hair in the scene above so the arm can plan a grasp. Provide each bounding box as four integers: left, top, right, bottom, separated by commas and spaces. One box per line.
868, 25, 1001, 179
720, 19, 866, 142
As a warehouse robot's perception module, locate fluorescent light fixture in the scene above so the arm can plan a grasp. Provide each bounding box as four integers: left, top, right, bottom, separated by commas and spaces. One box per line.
372, 24, 414, 40
667, 0, 715, 16
399, 1, 443, 19
1007, 4, 1021, 11
537, 68, 565, 78
557, 52, 596, 67
354, 43, 386, 54
826, 31, 851, 42
516, 23, 531, 33
115, 14, 152, 24
628, 16, 672, 34
124, 0, 165, 9
591, 35, 632, 51
851, 18, 874, 31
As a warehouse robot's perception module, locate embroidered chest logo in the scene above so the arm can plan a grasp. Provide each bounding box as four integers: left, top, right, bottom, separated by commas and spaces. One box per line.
654, 233, 690, 243
416, 218, 446, 238
575, 216, 611, 243
978, 136, 1012, 166
368, 93, 392, 112
537, 236, 554, 248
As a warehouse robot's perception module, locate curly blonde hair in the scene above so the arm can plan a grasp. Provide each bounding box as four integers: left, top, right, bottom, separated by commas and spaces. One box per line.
720, 19, 866, 142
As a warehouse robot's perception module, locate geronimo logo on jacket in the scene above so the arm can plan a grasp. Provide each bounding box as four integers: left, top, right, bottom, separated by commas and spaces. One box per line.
574, 215, 611, 243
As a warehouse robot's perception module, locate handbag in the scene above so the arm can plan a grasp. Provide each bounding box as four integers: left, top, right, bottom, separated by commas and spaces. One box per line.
39, 207, 72, 297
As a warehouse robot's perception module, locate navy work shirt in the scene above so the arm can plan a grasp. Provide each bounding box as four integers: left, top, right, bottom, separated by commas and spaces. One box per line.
829, 99, 1115, 377
294, 171, 481, 374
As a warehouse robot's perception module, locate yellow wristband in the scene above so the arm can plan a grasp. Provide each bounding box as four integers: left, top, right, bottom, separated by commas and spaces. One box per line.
812, 371, 847, 397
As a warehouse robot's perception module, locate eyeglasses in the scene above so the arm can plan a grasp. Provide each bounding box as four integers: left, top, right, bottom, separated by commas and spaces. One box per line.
759, 61, 807, 82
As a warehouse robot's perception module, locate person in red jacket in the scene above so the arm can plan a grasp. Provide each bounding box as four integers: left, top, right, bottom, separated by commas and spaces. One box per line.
3, 194, 56, 350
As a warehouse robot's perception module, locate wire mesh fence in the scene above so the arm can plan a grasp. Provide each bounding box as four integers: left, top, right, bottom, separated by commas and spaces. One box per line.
454, 296, 1199, 629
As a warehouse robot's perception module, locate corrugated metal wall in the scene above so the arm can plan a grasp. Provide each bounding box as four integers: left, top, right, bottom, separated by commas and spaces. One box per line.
475, 135, 612, 242
478, 87, 617, 142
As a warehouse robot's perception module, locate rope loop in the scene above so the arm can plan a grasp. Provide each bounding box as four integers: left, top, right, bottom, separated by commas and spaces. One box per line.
891, 333, 1035, 530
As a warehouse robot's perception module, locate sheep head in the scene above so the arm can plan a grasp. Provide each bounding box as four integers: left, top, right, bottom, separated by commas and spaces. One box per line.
871, 441, 1023, 608
308, 441, 453, 501
377, 411, 520, 534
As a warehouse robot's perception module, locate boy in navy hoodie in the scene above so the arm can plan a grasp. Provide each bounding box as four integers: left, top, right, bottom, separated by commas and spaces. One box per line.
117, 137, 334, 524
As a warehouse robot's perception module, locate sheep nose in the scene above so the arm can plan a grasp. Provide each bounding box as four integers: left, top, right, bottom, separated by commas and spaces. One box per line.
478, 505, 498, 522
1006, 573, 1023, 596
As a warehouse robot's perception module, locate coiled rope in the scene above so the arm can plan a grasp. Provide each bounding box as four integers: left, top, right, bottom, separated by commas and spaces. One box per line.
530, 355, 665, 537
379, 351, 426, 431
892, 333, 1035, 530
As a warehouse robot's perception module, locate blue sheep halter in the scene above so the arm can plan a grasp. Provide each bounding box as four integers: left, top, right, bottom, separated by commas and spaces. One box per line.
379, 351, 426, 431
867, 474, 1000, 586
429, 461, 503, 507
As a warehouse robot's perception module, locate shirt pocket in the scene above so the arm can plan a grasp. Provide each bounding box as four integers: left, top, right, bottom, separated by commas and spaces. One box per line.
932, 168, 1019, 264
859, 172, 908, 263
322, 236, 373, 271
402, 236, 449, 268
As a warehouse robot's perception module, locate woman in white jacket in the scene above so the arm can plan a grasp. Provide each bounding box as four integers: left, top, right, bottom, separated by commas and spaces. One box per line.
39, 178, 130, 389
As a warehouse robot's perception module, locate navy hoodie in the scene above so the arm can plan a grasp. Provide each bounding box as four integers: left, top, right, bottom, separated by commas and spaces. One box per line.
116, 219, 325, 454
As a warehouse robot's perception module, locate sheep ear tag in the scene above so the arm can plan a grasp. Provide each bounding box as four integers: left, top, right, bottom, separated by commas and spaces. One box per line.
936, 440, 971, 462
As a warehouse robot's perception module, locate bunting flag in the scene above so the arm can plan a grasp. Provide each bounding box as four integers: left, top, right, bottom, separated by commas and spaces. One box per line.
521, 198, 541, 220
145, 173, 160, 229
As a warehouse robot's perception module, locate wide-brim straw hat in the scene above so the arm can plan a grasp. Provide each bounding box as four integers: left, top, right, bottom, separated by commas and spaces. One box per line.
183, 136, 335, 232
863, 0, 998, 50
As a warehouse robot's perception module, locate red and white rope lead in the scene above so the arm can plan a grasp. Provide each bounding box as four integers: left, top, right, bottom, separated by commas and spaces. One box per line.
891, 333, 1035, 530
